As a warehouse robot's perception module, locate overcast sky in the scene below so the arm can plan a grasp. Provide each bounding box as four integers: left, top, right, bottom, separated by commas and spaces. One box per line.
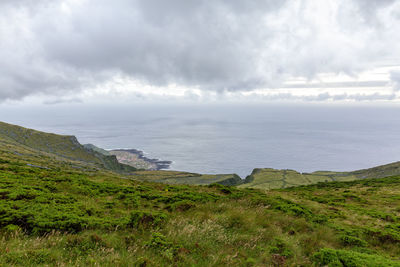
1, 0, 400, 104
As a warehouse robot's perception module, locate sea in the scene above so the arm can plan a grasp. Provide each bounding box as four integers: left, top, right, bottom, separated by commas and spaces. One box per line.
2, 103, 400, 178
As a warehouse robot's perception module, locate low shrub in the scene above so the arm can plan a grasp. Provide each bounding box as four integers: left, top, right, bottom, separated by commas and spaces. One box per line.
269, 238, 293, 258
128, 210, 167, 229
225, 213, 247, 230
65, 233, 108, 255
146, 232, 172, 249
4, 249, 55, 265
165, 200, 196, 212
364, 227, 400, 244
340, 234, 368, 247
313, 248, 400, 267
146, 232, 182, 261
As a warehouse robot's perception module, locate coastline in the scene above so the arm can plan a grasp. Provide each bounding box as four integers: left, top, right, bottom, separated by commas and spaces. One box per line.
109, 148, 172, 170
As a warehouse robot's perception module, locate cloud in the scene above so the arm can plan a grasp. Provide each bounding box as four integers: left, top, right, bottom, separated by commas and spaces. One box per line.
245, 92, 397, 102
391, 71, 400, 91
283, 81, 389, 89
351, 0, 397, 25
0, 0, 400, 101
43, 97, 83, 105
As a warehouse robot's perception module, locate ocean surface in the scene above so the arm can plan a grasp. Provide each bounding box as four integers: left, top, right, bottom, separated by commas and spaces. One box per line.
2, 104, 400, 178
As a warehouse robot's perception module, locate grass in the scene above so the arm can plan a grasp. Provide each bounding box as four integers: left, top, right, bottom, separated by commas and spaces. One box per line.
129, 171, 242, 186
0, 155, 399, 266
0, 121, 399, 266
240, 160, 400, 189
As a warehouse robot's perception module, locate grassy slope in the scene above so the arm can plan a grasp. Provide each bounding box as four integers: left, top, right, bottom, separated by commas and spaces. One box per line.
0, 121, 104, 164
128, 170, 242, 186
0, 125, 398, 265
0, 121, 239, 186
240, 161, 400, 190
0, 121, 138, 173
83, 144, 111, 156
0, 150, 399, 266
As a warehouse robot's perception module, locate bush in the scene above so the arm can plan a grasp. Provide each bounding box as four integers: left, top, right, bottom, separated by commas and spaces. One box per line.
146, 232, 172, 249
4, 250, 55, 265
312, 248, 400, 267
65, 233, 108, 255
340, 235, 367, 247
165, 200, 196, 212
364, 227, 400, 244
225, 213, 247, 230
269, 238, 293, 258
128, 211, 167, 228
274, 203, 311, 217
311, 214, 329, 224
3, 224, 22, 234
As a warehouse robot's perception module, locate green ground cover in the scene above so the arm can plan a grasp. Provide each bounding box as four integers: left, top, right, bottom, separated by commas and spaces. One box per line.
0, 155, 399, 266
0, 121, 399, 266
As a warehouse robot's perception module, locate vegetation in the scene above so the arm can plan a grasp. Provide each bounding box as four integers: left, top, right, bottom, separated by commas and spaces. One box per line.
0, 121, 240, 186
0, 121, 137, 173
0, 121, 399, 266
240, 161, 400, 189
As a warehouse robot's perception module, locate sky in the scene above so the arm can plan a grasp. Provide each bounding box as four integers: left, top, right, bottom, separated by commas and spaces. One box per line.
1, 0, 400, 105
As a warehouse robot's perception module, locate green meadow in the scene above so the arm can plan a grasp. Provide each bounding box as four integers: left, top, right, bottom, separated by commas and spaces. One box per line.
0, 121, 399, 266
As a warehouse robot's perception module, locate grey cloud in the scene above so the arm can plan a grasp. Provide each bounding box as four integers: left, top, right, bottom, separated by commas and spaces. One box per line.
43, 97, 83, 105
391, 71, 400, 91
38, 0, 288, 89
0, 0, 400, 101
332, 93, 396, 101
283, 81, 389, 89
251, 92, 396, 102
352, 0, 397, 24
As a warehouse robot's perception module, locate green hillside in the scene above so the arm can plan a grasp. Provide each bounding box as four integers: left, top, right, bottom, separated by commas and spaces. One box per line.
128, 170, 242, 186
0, 148, 399, 266
83, 144, 111, 156
0, 121, 241, 186
240, 161, 400, 190
0, 122, 399, 266
0, 121, 137, 173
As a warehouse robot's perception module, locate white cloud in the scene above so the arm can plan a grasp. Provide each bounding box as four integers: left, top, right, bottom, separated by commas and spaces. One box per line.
391, 71, 400, 91
0, 0, 400, 102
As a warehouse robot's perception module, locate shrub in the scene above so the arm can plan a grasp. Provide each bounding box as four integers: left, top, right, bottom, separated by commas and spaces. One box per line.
269, 238, 293, 258
128, 211, 167, 228
145, 232, 182, 262
121, 194, 140, 208
313, 248, 400, 267
274, 203, 311, 217
146, 232, 172, 249
3, 224, 22, 234
208, 183, 235, 194
312, 248, 342, 266
4, 250, 55, 265
165, 200, 196, 212
340, 235, 367, 247
364, 227, 400, 244
225, 213, 247, 230
31, 213, 89, 234
65, 233, 108, 255
311, 214, 329, 224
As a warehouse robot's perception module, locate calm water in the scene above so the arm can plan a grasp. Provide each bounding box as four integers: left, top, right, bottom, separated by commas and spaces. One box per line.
1, 104, 400, 177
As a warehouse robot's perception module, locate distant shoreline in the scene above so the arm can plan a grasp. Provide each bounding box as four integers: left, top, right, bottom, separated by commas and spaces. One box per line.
110, 148, 172, 170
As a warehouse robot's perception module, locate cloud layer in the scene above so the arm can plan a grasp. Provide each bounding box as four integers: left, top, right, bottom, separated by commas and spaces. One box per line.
1, 0, 400, 102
